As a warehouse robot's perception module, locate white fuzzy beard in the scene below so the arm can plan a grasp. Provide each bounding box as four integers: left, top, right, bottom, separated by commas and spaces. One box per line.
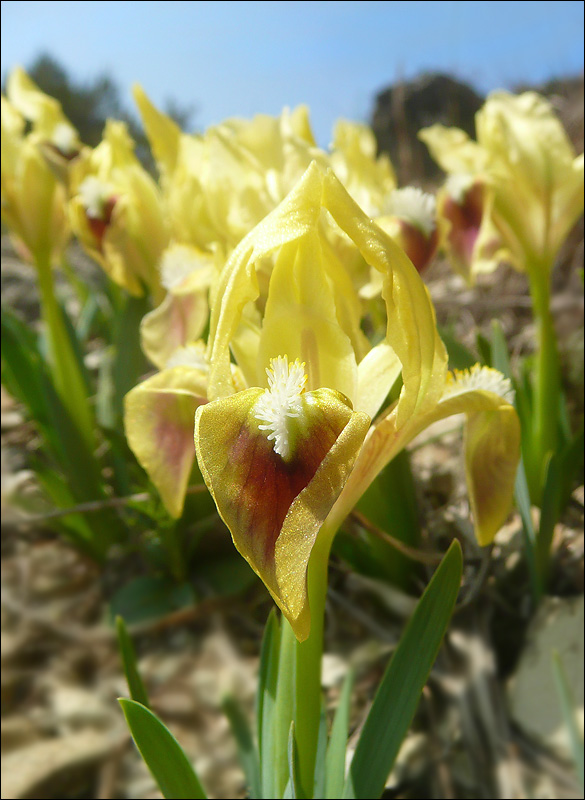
254, 356, 308, 459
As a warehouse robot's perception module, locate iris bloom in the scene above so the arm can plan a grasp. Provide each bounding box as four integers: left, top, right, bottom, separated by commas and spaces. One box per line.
133, 85, 323, 256
420, 91, 584, 281
6, 67, 82, 179
421, 91, 584, 504
191, 162, 519, 640
1, 91, 69, 265
69, 121, 168, 300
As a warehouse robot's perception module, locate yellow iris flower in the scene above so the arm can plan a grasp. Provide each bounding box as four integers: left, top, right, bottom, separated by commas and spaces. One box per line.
420, 91, 584, 281
69, 121, 168, 300
1, 84, 70, 265
191, 161, 519, 640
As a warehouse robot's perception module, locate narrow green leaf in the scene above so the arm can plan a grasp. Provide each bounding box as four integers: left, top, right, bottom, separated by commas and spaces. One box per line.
222, 695, 261, 799
36, 256, 95, 450
490, 319, 512, 377
354, 450, 420, 589
272, 619, 297, 799
490, 321, 543, 603
116, 616, 150, 708
439, 326, 478, 370
26, 461, 102, 557
1, 307, 50, 425
552, 651, 585, 793
56, 292, 93, 395
342, 540, 462, 799
282, 722, 303, 800
111, 293, 150, 422
325, 670, 354, 799
257, 610, 281, 798
536, 453, 563, 587
119, 698, 207, 799
312, 702, 328, 800
2, 309, 103, 497
558, 425, 584, 511
475, 331, 492, 366
75, 292, 101, 345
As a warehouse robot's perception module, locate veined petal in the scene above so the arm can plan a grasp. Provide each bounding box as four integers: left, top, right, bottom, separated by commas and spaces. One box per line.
258, 231, 358, 400
140, 244, 214, 368
329, 365, 519, 546
423, 366, 519, 545
195, 359, 370, 640
124, 366, 208, 518
206, 161, 324, 399
329, 119, 396, 215
322, 168, 448, 427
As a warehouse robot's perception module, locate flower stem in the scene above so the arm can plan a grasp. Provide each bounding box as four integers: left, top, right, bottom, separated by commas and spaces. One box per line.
35, 252, 95, 450
527, 260, 559, 506
292, 529, 330, 798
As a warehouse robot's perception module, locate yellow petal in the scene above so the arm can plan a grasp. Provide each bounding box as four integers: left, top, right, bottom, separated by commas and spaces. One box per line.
329, 365, 519, 546
421, 93, 584, 274
14, 137, 69, 263
330, 119, 396, 215
140, 292, 209, 369
322, 168, 448, 428
69, 128, 169, 299
258, 231, 358, 400
133, 84, 182, 179
206, 161, 323, 399
421, 366, 520, 544
355, 342, 402, 419
418, 124, 488, 174
6, 66, 80, 156
124, 367, 208, 518
478, 92, 584, 268
195, 380, 369, 639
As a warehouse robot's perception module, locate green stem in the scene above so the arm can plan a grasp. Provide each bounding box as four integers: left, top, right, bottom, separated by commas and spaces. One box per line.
292, 529, 330, 798
527, 260, 559, 505
35, 253, 95, 450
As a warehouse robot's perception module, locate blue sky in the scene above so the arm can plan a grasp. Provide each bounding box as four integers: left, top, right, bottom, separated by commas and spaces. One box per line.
1, 0, 583, 146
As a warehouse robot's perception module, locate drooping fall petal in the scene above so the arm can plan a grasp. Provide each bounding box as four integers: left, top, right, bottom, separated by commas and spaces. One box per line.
437, 175, 512, 282
420, 366, 520, 545
140, 244, 215, 368
195, 358, 369, 640
125, 366, 208, 518
328, 365, 519, 544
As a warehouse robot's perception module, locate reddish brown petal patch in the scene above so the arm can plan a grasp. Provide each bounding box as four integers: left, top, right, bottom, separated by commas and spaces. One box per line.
443, 182, 484, 267
195, 387, 355, 586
